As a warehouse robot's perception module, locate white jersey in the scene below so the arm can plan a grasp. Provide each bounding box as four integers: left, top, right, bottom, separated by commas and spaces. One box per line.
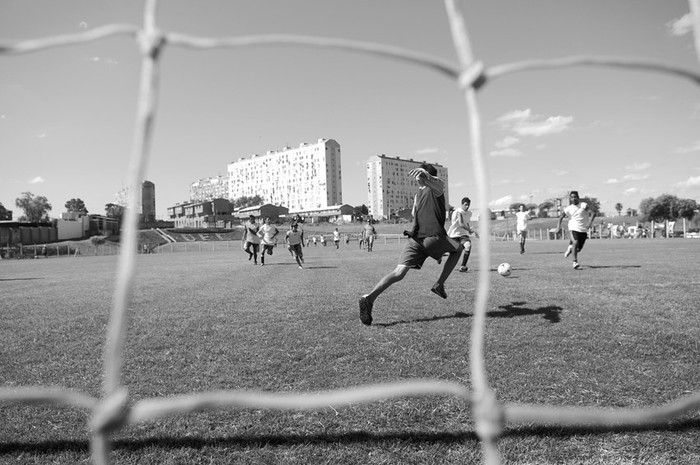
564, 202, 591, 233
447, 207, 472, 238
258, 223, 278, 245
515, 211, 530, 232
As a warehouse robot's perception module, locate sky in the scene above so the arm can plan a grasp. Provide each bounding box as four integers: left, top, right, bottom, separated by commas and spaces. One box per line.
1, 0, 699, 220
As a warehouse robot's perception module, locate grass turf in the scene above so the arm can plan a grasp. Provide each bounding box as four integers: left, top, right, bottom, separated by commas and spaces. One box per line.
1, 238, 699, 464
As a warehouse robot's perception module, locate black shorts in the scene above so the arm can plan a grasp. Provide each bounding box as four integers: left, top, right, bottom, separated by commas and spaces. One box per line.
570, 230, 588, 250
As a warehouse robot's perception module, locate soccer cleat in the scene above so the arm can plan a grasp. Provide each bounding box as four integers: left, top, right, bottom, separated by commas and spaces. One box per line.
459, 266, 468, 273
359, 296, 373, 325
564, 245, 572, 258
298, 265, 303, 269
431, 282, 447, 299
573, 261, 580, 269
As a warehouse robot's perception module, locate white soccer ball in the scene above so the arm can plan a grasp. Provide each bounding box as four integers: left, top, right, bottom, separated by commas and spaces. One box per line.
497, 263, 512, 277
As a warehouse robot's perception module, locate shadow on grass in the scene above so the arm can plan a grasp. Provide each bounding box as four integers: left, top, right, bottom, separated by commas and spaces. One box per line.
586, 265, 642, 269
0, 277, 43, 282
3, 418, 699, 456
491, 302, 562, 323
375, 302, 562, 326
0, 431, 477, 456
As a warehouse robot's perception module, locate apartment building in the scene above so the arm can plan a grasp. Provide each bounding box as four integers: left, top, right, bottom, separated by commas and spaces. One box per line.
227, 138, 342, 211
189, 175, 230, 203
366, 154, 449, 220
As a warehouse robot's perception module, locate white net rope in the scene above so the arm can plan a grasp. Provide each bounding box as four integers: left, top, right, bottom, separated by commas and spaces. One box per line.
1, 1, 700, 464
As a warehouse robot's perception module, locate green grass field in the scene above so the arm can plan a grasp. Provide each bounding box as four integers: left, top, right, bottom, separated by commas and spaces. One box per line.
1, 238, 699, 464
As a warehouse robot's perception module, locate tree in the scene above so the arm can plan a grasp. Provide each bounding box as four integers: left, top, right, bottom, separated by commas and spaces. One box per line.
105, 203, 125, 221
509, 202, 525, 211
638, 197, 655, 222
537, 200, 554, 218
233, 195, 264, 209
0, 202, 11, 220
580, 197, 601, 216
675, 198, 699, 221
352, 204, 368, 221
15, 192, 52, 222
65, 198, 88, 214
615, 203, 623, 216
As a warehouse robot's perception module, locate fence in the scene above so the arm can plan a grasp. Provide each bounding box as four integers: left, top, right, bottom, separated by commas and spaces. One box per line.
1, 1, 700, 464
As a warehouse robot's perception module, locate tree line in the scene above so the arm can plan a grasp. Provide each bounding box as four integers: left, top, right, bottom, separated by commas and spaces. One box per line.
2, 192, 696, 225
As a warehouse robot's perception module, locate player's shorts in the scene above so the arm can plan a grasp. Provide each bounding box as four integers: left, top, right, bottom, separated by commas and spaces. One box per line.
517, 229, 528, 238
570, 230, 588, 250
262, 244, 274, 255
290, 243, 303, 257
244, 242, 260, 254
398, 235, 462, 269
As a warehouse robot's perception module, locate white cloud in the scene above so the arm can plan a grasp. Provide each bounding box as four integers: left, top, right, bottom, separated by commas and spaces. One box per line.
625, 162, 651, 171
623, 188, 639, 196
514, 115, 573, 137
29, 176, 45, 184
667, 13, 694, 36
495, 109, 573, 137
673, 140, 700, 154
551, 169, 568, 176
489, 195, 513, 208
415, 147, 439, 155
494, 136, 519, 149
497, 109, 532, 124
675, 176, 700, 188
606, 178, 620, 184
36, 133, 47, 139
622, 173, 649, 181
489, 148, 522, 157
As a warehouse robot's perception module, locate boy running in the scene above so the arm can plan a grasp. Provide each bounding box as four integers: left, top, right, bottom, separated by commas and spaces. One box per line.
447, 197, 476, 272
257, 217, 279, 266
555, 191, 597, 269
285, 222, 305, 269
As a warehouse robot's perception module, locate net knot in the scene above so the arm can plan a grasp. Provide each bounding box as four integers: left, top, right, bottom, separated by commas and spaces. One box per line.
459, 61, 487, 90
473, 388, 503, 441
90, 388, 130, 435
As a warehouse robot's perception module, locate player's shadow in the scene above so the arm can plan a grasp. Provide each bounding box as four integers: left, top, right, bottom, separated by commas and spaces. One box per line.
586, 265, 641, 269
375, 312, 472, 327
488, 302, 562, 323
0, 277, 43, 282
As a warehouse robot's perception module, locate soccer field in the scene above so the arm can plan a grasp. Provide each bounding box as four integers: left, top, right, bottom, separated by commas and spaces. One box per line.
1, 238, 699, 464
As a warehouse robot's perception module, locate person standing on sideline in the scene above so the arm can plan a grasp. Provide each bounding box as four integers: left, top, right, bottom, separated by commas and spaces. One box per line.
447, 197, 476, 272
363, 219, 377, 252
333, 228, 341, 249
285, 222, 305, 269
257, 217, 279, 266
515, 204, 532, 254
242, 215, 261, 265
555, 191, 597, 269
358, 164, 463, 326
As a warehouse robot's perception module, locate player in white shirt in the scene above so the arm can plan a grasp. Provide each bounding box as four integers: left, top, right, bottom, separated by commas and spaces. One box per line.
285, 222, 305, 269
515, 205, 532, 254
555, 191, 597, 269
257, 217, 279, 266
447, 197, 476, 272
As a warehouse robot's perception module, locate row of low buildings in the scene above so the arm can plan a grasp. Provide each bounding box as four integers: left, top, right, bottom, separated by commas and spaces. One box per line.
172, 138, 448, 228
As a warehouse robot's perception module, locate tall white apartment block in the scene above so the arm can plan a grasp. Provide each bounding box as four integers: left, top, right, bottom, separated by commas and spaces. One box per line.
190, 175, 230, 202
366, 154, 449, 220
227, 138, 342, 211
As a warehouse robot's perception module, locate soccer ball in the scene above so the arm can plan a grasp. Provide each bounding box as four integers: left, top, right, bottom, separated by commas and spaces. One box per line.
497, 263, 512, 277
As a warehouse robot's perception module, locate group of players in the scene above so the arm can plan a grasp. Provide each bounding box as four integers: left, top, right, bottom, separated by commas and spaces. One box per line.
238, 164, 595, 325
358, 164, 596, 326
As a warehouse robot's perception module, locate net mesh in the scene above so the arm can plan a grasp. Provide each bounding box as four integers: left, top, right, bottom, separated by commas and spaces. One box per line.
1, 1, 700, 464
